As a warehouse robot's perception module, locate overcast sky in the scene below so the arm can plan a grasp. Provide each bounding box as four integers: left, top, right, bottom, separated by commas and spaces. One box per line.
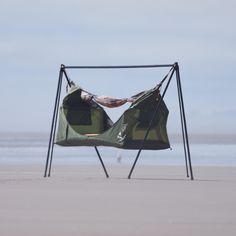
0, 0, 235, 134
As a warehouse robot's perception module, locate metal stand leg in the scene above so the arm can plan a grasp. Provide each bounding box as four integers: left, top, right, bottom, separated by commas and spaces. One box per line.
128, 67, 176, 179
176, 67, 189, 178
47, 71, 63, 177
44, 68, 63, 177
94, 146, 109, 178
176, 65, 194, 180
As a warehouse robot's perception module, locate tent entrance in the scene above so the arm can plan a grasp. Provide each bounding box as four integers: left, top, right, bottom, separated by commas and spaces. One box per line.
44, 63, 194, 180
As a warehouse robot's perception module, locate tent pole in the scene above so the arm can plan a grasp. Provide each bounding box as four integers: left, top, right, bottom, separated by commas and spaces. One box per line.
47, 68, 64, 177
175, 65, 189, 178
175, 64, 194, 180
94, 146, 109, 178
128, 66, 176, 179
44, 67, 63, 177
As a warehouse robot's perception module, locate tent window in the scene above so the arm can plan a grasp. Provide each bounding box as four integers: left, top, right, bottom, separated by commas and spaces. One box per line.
66, 108, 91, 125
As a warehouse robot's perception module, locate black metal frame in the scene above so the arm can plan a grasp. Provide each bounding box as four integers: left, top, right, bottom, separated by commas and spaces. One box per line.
44, 62, 194, 180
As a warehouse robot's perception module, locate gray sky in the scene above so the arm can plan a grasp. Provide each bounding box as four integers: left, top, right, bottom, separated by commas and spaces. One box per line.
0, 0, 235, 134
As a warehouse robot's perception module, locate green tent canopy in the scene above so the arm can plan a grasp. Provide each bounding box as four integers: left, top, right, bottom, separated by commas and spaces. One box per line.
56, 84, 170, 150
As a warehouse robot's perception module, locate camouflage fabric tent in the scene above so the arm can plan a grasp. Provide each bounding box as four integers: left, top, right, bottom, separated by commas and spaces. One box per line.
56, 84, 170, 150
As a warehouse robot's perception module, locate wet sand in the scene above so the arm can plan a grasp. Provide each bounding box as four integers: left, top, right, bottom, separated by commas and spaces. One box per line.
0, 164, 236, 236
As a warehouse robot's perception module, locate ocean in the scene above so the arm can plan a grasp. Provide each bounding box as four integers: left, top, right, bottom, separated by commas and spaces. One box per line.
0, 133, 235, 167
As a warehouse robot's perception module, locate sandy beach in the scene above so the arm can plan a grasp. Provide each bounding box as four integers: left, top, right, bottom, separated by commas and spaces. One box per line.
0, 164, 235, 236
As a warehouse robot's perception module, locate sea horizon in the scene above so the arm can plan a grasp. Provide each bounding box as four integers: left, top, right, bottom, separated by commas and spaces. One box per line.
0, 131, 235, 145
0, 132, 235, 167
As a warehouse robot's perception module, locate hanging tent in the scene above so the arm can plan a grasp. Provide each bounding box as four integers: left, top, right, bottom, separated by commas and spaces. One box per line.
44, 63, 194, 180
56, 84, 170, 150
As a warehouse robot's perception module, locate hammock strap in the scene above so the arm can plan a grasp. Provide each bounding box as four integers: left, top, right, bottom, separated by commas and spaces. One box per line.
155, 66, 175, 92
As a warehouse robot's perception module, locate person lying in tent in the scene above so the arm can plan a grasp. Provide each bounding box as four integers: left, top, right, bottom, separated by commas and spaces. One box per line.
81, 90, 134, 108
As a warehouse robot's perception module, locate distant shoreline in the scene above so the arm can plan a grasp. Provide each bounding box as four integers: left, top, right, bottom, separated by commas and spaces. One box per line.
0, 132, 235, 145
170, 133, 236, 144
